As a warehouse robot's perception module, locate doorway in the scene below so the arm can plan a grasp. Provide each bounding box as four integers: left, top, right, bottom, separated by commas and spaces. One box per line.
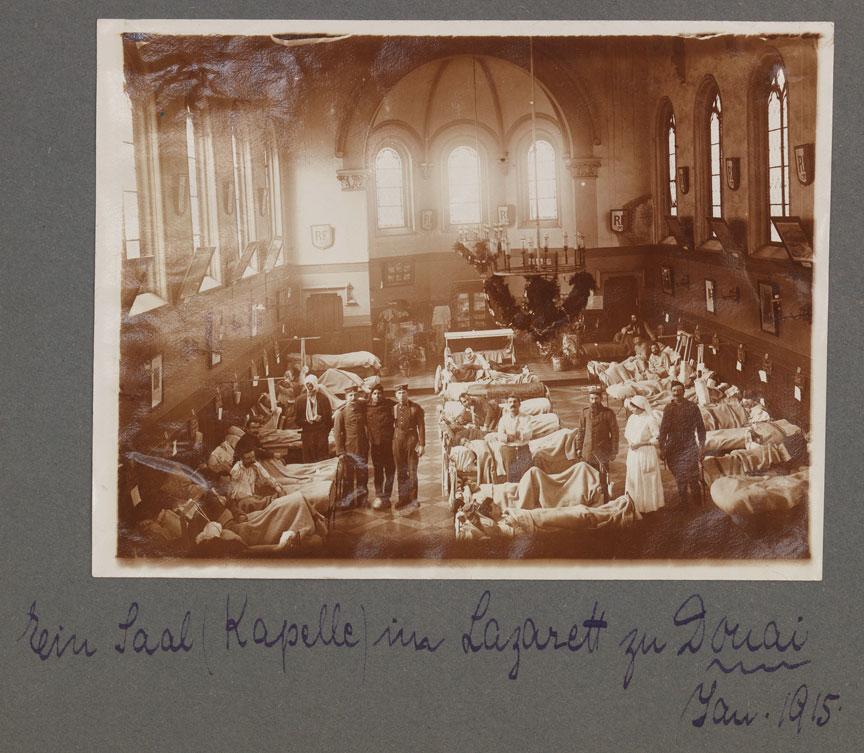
602, 275, 639, 338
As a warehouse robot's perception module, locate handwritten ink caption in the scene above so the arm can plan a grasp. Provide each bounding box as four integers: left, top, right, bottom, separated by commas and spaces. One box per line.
16, 591, 843, 735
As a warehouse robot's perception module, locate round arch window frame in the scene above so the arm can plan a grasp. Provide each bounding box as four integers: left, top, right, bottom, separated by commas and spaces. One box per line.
439, 136, 491, 230
747, 51, 792, 253
693, 76, 725, 248
369, 137, 416, 236
513, 125, 565, 230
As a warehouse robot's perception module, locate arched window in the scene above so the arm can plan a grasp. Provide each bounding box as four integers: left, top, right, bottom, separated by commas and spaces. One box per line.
527, 139, 558, 221
708, 92, 723, 222
374, 146, 406, 229
767, 63, 790, 241
665, 109, 678, 217
447, 145, 482, 225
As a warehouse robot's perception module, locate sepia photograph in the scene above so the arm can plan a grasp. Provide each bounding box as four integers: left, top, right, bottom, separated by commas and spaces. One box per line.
93, 19, 831, 578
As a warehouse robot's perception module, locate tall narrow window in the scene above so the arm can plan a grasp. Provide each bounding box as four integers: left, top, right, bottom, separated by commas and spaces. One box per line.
767, 63, 790, 241
265, 141, 285, 266
185, 111, 221, 283
122, 94, 168, 313
120, 97, 141, 261
447, 145, 481, 225
266, 145, 283, 238
708, 92, 723, 221
185, 114, 204, 253
666, 110, 678, 216
375, 147, 406, 229
230, 124, 258, 274
527, 139, 558, 221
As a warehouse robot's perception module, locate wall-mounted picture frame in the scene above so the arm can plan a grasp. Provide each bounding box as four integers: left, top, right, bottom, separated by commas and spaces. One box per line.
382, 259, 415, 287
660, 265, 674, 295
724, 157, 740, 190
794, 143, 815, 185
148, 354, 163, 409
420, 209, 435, 231
677, 166, 690, 194
206, 312, 223, 368
704, 278, 716, 314
758, 281, 780, 336
251, 302, 266, 337
610, 209, 626, 233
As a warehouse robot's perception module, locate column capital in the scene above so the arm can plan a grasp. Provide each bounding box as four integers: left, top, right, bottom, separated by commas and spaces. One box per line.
566, 158, 602, 179
336, 169, 368, 191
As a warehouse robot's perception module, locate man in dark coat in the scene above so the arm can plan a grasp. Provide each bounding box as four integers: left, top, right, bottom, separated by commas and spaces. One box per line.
658, 380, 707, 506
577, 385, 619, 501
333, 385, 369, 509
392, 384, 425, 510
296, 375, 333, 462
366, 384, 396, 511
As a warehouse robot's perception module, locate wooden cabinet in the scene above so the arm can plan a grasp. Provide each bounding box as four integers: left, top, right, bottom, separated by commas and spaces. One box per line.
450, 280, 492, 331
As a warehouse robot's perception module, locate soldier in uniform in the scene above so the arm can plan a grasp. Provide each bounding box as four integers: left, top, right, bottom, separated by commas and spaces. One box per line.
333, 385, 369, 509
658, 380, 707, 506
392, 384, 425, 510
577, 385, 620, 501
366, 384, 396, 511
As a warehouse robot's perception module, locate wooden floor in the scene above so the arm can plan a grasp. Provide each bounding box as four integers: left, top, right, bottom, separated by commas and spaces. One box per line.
302, 381, 809, 562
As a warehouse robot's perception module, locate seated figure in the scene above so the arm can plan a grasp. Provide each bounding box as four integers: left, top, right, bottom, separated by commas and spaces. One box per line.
441, 392, 501, 445
445, 347, 491, 382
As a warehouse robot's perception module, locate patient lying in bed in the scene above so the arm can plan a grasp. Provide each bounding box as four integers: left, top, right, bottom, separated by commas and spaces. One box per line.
454, 462, 639, 540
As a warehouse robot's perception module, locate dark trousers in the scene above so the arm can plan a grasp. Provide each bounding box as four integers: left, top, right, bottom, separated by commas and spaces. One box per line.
668, 453, 702, 506
342, 452, 369, 508
370, 442, 395, 500
393, 430, 419, 506
301, 426, 330, 463
586, 455, 611, 502
501, 445, 533, 483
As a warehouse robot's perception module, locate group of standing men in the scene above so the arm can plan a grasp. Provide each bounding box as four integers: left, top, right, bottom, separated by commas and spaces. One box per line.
333, 383, 426, 511
576, 381, 707, 507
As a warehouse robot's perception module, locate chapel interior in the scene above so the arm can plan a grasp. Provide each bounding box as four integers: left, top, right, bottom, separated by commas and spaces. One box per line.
115, 31, 819, 562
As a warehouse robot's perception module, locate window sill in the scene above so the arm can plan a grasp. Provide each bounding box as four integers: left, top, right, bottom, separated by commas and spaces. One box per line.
517, 220, 561, 231
375, 227, 415, 238
127, 292, 168, 318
